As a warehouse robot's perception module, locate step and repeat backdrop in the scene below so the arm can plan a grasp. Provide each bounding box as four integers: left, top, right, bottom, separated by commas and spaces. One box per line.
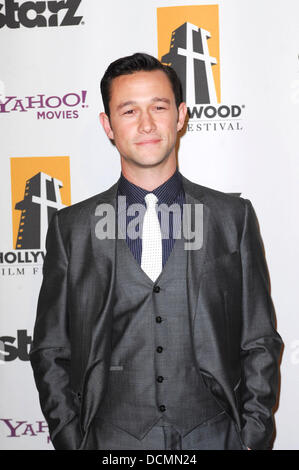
1, 0, 299, 450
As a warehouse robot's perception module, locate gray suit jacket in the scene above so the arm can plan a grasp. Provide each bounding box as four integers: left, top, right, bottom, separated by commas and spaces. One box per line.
29, 173, 283, 450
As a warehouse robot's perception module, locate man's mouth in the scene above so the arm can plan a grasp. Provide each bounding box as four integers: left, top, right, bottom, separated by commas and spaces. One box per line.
135, 138, 162, 146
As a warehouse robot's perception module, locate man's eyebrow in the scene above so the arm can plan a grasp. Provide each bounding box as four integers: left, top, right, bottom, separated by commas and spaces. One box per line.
116, 100, 137, 111
151, 97, 171, 104
116, 97, 171, 111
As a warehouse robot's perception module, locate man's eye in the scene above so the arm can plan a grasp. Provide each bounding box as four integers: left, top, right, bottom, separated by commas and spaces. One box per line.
124, 109, 134, 115
156, 106, 166, 111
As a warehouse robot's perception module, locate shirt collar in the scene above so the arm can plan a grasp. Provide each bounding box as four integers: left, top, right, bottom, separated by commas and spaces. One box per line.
117, 168, 183, 206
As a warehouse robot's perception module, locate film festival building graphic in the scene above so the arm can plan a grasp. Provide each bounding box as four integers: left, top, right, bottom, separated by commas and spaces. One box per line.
157, 5, 244, 130
162, 22, 218, 105
157, 4, 221, 106
10, 157, 71, 251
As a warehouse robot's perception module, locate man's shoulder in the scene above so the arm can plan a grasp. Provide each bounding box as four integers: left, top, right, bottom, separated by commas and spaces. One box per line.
181, 174, 248, 214
182, 175, 250, 239
55, 180, 119, 225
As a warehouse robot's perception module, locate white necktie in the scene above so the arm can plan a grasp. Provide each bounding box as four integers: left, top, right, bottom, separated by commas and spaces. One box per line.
141, 193, 162, 282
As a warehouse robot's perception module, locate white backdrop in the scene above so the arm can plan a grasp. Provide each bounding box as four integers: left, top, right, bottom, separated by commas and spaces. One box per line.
0, 0, 298, 449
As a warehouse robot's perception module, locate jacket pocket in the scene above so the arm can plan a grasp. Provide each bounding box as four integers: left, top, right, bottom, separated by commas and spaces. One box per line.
199, 369, 231, 417
109, 365, 124, 371
202, 250, 240, 275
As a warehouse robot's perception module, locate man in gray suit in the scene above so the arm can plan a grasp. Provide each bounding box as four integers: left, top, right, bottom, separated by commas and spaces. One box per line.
30, 53, 283, 450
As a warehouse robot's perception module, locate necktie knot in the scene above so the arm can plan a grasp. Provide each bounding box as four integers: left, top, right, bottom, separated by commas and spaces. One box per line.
144, 193, 158, 208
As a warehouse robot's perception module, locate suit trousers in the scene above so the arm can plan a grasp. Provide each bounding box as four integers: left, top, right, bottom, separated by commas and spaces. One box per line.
82, 411, 247, 450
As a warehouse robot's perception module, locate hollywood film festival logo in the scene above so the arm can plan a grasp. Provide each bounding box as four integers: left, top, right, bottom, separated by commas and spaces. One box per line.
0, 157, 71, 277
157, 5, 245, 132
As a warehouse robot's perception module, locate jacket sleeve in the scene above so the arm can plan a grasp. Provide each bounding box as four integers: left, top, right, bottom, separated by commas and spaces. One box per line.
29, 211, 83, 450
239, 199, 283, 450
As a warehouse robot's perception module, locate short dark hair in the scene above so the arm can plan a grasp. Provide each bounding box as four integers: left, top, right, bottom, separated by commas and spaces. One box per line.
100, 52, 183, 117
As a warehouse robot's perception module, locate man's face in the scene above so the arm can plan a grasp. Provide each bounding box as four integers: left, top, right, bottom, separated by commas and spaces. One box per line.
100, 70, 187, 169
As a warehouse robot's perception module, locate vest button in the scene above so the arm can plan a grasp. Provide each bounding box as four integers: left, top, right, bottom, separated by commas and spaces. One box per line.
156, 316, 162, 323
153, 285, 160, 293
157, 376, 164, 383
156, 346, 163, 353
159, 405, 166, 412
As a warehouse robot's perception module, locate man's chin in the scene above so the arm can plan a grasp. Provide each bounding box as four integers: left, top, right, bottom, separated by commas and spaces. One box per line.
136, 160, 166, 169
124, 154, 171, 169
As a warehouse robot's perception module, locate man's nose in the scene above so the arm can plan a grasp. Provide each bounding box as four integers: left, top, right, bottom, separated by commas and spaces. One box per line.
138, 111, 156, 133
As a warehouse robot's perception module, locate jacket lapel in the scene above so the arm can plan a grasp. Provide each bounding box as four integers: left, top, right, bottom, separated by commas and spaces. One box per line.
181, 175, 211, 330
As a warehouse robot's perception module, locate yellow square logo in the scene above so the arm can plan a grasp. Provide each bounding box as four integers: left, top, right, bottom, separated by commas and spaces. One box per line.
10, 157, 71, 250
157, 5, 220, 105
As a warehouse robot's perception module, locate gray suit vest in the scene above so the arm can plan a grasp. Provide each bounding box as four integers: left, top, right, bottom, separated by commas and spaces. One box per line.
95, 235, 222, 440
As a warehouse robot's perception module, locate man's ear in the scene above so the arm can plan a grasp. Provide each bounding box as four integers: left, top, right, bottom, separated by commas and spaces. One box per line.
176, 102, 187, 132
99, 112, 114, 140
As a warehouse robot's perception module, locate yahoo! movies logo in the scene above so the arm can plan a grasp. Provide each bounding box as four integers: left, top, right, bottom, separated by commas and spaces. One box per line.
0, 0, 83, 29
0, 90, 88, 120
157, 5, 245, 132
0, 418, 50, 445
